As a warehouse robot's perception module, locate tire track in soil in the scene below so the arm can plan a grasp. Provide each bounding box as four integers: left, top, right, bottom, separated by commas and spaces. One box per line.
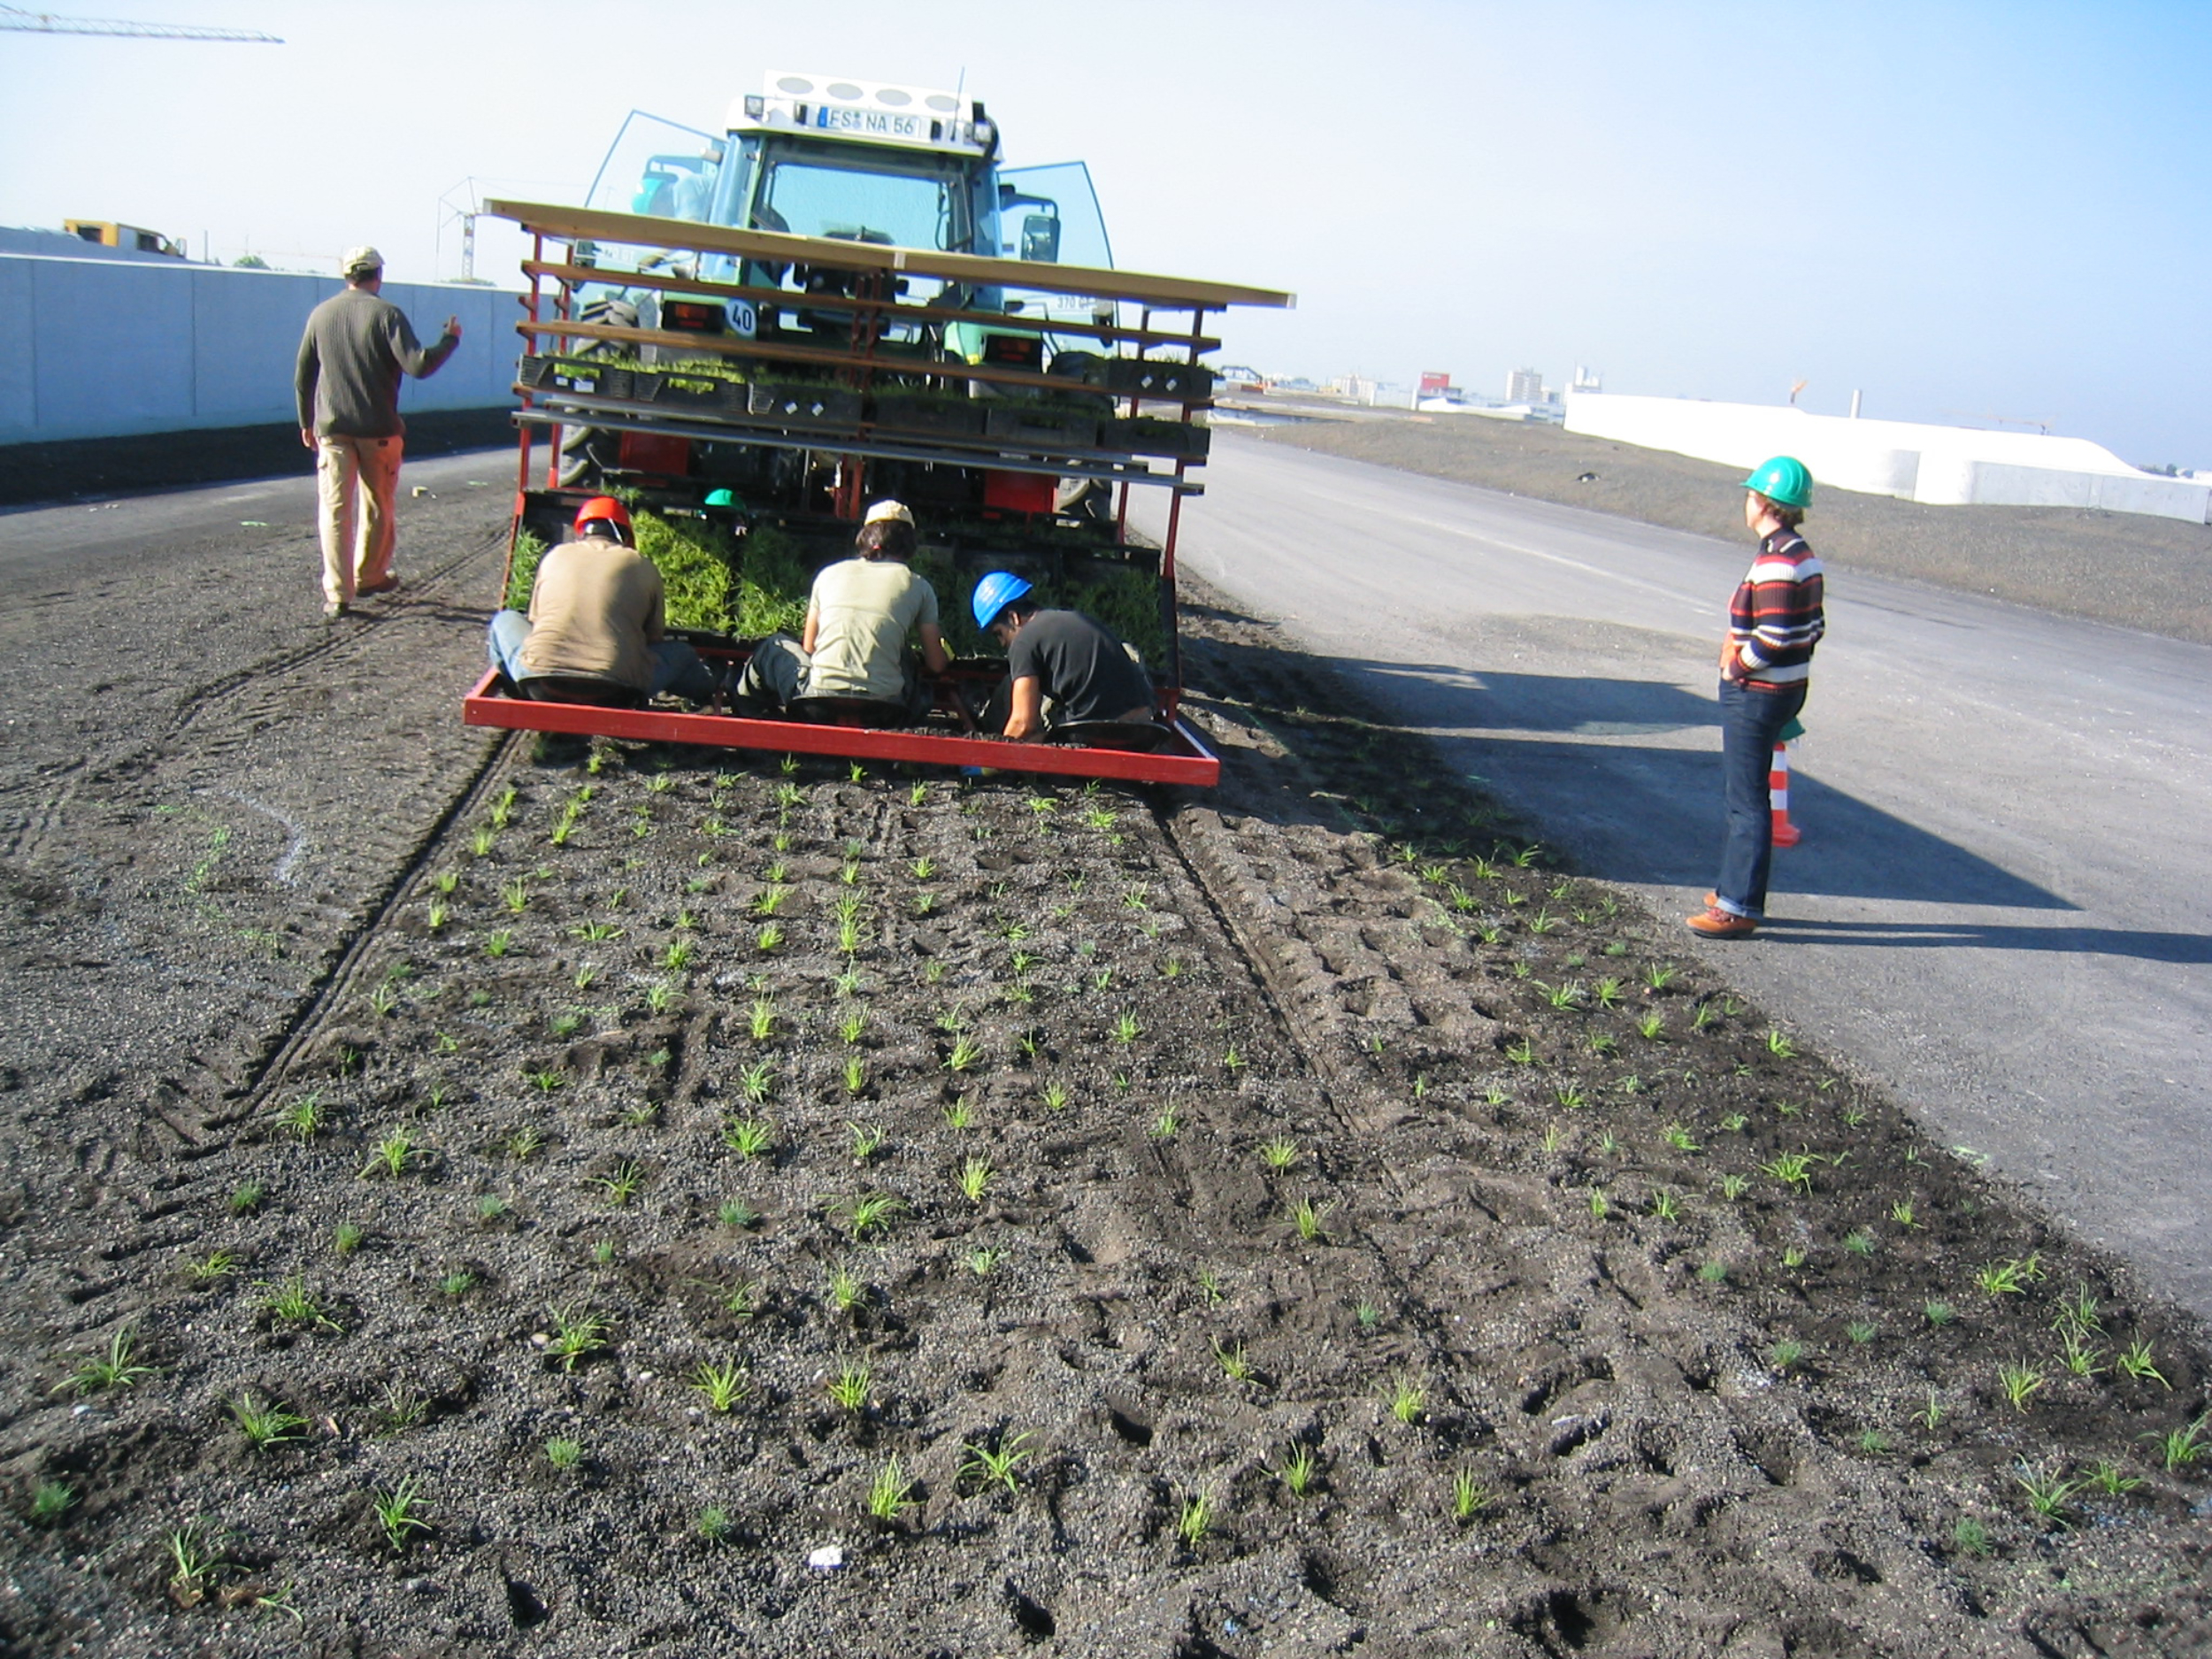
0, 510, 511, 1354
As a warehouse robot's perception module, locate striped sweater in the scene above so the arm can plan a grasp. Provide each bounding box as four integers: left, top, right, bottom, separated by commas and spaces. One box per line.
1729, 528, 1824, 691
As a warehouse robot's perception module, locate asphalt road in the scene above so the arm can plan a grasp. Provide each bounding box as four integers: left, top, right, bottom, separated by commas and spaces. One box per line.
1138, 431, 2212, 1321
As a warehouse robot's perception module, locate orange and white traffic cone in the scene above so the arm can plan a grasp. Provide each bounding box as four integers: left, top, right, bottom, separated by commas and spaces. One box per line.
1770, 741, 1801, 848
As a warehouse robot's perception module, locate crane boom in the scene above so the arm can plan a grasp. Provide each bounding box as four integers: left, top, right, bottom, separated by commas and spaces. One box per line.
0, 4, 280, 40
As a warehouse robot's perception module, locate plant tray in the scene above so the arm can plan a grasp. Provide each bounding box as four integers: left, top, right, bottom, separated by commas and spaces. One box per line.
871, 394, 987, 437
518, 355, 637, 402
1105, 358, 1215, 403
747, 384, 864, 430
1102, 417, 1211, 458
648, 371, 747, 414
983, 406, 1100, 449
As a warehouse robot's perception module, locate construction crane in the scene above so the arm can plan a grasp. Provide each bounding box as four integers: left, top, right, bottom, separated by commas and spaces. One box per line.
0, 4, 280, 41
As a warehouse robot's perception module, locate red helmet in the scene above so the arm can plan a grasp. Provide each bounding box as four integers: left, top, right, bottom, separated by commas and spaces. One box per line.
573, 496, 633, 541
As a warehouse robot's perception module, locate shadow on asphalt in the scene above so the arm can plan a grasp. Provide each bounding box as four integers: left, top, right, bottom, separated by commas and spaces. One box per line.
1758, 917, 2212, 963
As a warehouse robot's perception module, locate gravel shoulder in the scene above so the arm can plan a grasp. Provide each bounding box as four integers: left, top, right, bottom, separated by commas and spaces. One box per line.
1257, 415, 2212, 647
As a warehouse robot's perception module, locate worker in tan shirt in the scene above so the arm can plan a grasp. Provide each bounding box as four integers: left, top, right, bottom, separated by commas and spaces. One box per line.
486, 498, 717, 705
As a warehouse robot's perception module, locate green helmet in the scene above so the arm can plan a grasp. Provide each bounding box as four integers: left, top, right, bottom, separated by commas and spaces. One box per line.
1742, 455, 1813, 509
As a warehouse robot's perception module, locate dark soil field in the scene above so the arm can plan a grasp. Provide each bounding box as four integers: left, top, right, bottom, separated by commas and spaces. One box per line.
4, 466, 2210, 1657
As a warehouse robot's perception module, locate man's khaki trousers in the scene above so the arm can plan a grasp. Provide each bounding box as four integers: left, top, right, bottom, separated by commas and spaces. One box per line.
316, 434, 403, 605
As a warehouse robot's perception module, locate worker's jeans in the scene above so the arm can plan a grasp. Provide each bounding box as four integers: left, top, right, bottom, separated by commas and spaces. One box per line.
1713, 679, 1807, 920
316, 434, 403, 605
486, 610, 718, 702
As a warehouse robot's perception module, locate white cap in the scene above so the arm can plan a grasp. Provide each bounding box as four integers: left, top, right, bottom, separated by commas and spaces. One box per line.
863, 499, 914, 526
340, 244, 384, 278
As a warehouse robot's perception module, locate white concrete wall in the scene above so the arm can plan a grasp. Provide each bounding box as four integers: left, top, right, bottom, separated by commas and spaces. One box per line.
1563, 392, 2211, 525
0, 253, 521, 446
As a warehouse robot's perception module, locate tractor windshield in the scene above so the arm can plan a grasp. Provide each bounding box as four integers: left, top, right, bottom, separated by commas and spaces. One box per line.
734, 136, 977, 252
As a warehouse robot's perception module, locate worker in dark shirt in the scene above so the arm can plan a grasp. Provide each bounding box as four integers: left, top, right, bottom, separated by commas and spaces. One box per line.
294, 244, 461, 619
969, 572, 1157, 741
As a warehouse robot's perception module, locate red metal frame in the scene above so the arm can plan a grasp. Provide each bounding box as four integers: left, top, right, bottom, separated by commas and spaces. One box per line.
464, 671, 1220, 787
471, 202, 1290, 790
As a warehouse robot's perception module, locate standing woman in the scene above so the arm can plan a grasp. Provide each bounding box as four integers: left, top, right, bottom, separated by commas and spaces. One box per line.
1686, 456, 1824, 938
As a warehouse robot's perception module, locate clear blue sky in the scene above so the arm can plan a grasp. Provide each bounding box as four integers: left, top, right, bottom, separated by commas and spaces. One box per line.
4, 0, 2207, 465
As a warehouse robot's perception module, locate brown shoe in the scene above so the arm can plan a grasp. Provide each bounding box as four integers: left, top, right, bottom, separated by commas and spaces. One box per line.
1686, 906, 1757, 938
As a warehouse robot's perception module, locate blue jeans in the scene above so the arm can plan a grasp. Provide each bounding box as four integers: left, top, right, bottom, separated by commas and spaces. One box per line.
1714, 680, 1807, 919
486, 610, 716, 703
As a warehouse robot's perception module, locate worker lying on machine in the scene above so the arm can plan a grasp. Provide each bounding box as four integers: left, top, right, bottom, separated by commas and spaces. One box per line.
738, 500, 949, 722
970, 572, 1159, 741
486, 497, 718, 707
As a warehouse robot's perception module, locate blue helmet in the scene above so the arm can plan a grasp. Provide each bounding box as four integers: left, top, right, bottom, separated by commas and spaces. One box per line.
971, 571, 1033, 632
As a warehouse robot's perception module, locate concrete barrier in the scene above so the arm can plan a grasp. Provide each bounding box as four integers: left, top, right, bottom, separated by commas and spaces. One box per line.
1564, 392, 2209, 525
0, 252, 521, 446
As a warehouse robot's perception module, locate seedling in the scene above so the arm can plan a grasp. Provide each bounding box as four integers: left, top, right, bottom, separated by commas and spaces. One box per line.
748, 998, 776, 1041
1843, 1228, 1876, 1257
2143, 1411, 2209, 1472
1439, 1469, 1491, 1525
1041, 1081, 1071, 1112
259, 1277, 341, 1332
1697, 1261, 1728, 1285
724, 1116, 773, 1160
1720, 1113, 1749, 1133
504, 1125, 544, 1162
596, 1161, 645, 1206
942, 1096, 974, 1131
1175, 1490, 1213, 1550
2014, 1462, 2081, 1525
1258, 1136, 1300, 1172
165, 1520, 227, 1605
968, 1246, 1003, 1276
1222, 1046, 1246, 1071
944, 1036, 984, 1072
1952, 1517, 1992, 1557
1289, 1197, 1333, 1243
738, 1062, 774, 1104
544, 1437, 583, 1470
333, 1221, 365, 1255
722, 1280, 762, 1318
30, 1481, 75, 1526
1976, 1258, 2032, 1297
958, 1156, 994, 1203
1277, 1442, 1318, 1499
1769, 1339, 1807, 1374
757, 923, 784, 952
1503, 1038, 1535, 1065
1150, 1109, 1179, 1139
373, 1476, 432, 1552
1649, 1187, 1681, 1222
1212, 1339, 1253, 1382
691, 1359, 749, 1413
547, 1305, 607, 1371
1782, 1247, 1808, 1270
840, 1010, 867, 1044
1389, 1378, 1426, 1425
849, 1121, 887, 1163
2116, 1341, 2169, 1387
1717, 1174, 1748, 1201
437, 1269, 475, 1298
1762, 1151, 1816, 1195
697, 1506, 734, 1542
225, 1392, 308, 1448
841, 1056, 868, 1096
1915, 1389, 1945, 1431
2057, 1325, 2105, 1378
826, 1363, 872, 1411
1660, 1123, 1700, 1152
185, 1248, 235, 1285
1998, 1359, 2047, 1412
1194, 1267, 1224, 1303
362, 1129, 413, 1179
1587, 1188, 1609, 1221
54, 1326, 158, 1395
484, 930, 512, 959
1110, 1011, 1141, 1045
229, 1180, 265, 1215
867, 1455, 918, 1522
1766, 1028, 1797, 1058
833, 1191, 905, 1240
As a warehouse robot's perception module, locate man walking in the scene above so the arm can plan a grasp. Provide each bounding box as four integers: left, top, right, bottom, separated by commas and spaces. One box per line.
295, 246, 461, 618
1686, 456, 1824, 938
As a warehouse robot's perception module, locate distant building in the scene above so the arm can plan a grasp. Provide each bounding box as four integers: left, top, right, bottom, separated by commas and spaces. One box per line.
1506, 367, 1543, 404
1571, 365, 1602, 394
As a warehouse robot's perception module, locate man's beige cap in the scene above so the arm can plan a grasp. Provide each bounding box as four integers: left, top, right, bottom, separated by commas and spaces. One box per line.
340, 244, 385, 277
863, 499, 915, 526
